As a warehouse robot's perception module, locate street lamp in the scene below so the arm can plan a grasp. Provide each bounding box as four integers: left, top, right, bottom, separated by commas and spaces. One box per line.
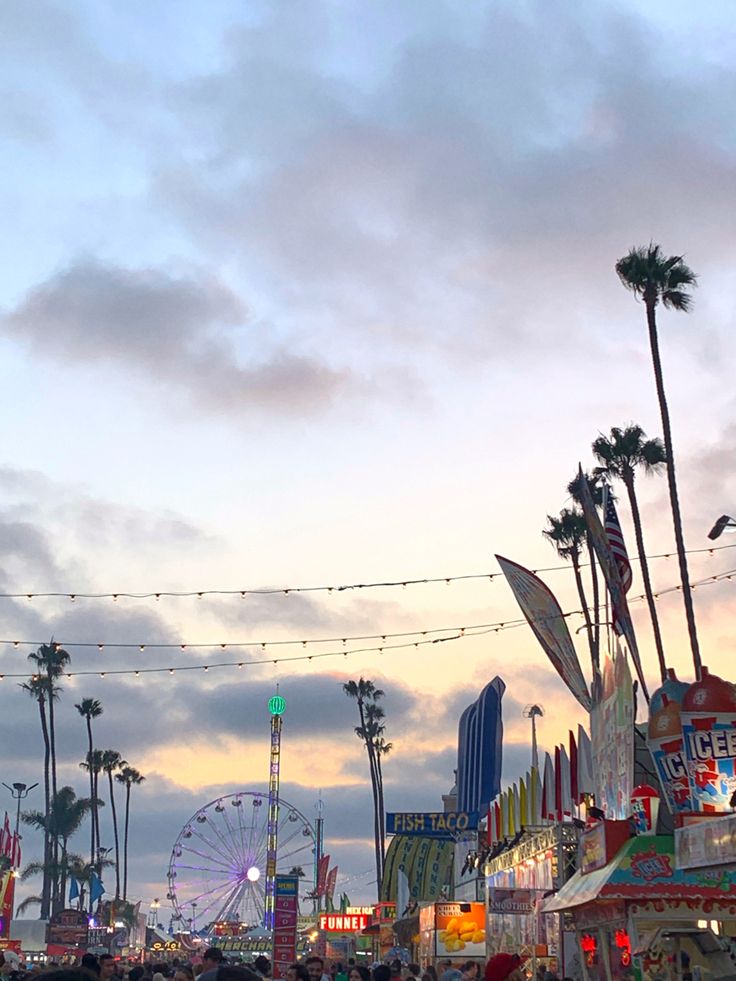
522, 705, 544, 772
2, 781, 38, 918
708, 514, 736, 540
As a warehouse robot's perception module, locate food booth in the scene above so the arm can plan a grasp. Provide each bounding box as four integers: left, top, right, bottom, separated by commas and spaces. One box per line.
543, 832, 736, 981
419, 902, 486, 968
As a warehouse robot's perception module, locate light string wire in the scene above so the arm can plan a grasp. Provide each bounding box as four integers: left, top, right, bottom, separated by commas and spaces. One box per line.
1, 542, 733, 602
0, 565, 733, 678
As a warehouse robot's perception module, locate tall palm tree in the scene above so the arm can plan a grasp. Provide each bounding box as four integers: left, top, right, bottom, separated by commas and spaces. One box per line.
80, 750, 106, 867
100, 750, 126, 899
543, 508, 597, 678
28, 643, 71, 801
567, 471, 606, 662
616, 244, 701, 677
75, 698, 103, 867
19, 674, 54, 917
364, 702, 391, 863
115, 766, 145, 901
343, 679, 385, 896
593, 424, 668, 681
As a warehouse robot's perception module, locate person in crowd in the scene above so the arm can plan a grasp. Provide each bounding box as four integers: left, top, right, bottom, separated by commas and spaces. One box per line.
216, 967, 259, 981
80, 956, 100, 979
424, 966, 438, 981
372, 967, 390, 981
334, 964, 347, 981
253, 959, 270, 980
286, 966, 309, 981
174, 967, 194, 981
389, 963, 402, 981
198, 950, 225, 981
348, 967, 370, 981
99, 956, 117, 981
129, 968, 145, 981
484, 954, 526, 981
440, 962, 461, 981
305, 958, 329, 981
462, 964, 479, 981
406, 965, 420, 981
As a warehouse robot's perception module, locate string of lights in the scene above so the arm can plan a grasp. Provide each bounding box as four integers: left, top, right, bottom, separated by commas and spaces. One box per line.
0, 542, 733, 602
0, 566, 732, 676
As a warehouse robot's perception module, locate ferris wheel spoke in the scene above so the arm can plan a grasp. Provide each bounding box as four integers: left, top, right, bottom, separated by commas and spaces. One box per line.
183, 876, 241, 910
203, 814, 245, 869
202, 879, 243, 923
191, 825, 241, 869
173, 863, 234, 875
235, 797, 252, 866
248, 879, 265, 922
278, 841, 312, 864
274, 822, 303, 853
221, 802, 244, 861
179, 845, 232, 871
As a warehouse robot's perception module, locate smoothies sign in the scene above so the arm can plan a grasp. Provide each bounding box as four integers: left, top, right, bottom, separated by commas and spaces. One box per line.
434, 903, 486, 956
272, 876, 299, 980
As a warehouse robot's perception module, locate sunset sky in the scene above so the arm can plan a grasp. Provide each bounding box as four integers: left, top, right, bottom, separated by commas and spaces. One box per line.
2, 0, 736, 919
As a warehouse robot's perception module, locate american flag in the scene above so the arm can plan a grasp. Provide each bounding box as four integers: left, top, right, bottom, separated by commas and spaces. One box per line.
604, 491, 632, 634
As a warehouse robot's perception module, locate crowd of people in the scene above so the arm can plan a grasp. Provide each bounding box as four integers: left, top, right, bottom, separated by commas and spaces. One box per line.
0, 946, 543, 981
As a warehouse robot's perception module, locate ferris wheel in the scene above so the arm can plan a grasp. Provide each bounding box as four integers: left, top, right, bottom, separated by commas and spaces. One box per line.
167, 792, 316, 930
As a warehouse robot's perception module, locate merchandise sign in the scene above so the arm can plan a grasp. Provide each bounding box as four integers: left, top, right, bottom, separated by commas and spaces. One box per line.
433, 903, 486, 957
319, 914, 369, 932
676, 814, 736, 870
488, 889, 542, 915
272, 875, 299, 980
386, 812, 479, 838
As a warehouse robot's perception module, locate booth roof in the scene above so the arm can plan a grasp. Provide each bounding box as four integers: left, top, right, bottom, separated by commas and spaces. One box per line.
542, 835, 736, 914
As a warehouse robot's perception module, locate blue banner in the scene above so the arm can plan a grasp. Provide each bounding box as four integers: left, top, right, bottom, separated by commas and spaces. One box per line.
386, 811, 479, 838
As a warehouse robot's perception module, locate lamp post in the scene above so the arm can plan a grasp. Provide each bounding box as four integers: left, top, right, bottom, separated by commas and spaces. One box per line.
522, 705, 544, 772
708, 515, 736, 540
2, 781, 38, 919
148, 898, 160, 928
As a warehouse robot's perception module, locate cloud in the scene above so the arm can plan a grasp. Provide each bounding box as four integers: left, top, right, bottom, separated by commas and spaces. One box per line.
149, 0, 736, 373
3, 259, 351, 416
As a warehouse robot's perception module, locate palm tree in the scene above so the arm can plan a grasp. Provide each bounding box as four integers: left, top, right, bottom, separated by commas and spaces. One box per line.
343, 679, 385, 896
115, 765, 145, 901
80, 749, 106, 868
19, 674, 54, 917
364, 702, 391, 862
23, 786, 96, 913
28, 643, 71, 802
543, 508, 597, 678
593, 424, 668, 681
75, 698, 103, 867
100, 750, 126, 899
567, 471, 606, 663
616, 244, 701, 677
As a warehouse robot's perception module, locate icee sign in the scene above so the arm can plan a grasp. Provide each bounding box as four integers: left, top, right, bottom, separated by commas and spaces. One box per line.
386, 811, 479, 839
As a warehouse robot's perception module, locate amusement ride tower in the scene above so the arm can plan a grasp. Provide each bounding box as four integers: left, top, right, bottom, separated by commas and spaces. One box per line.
264, 690, 286, 929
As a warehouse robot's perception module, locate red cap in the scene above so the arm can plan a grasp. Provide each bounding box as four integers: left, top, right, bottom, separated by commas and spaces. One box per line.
485, 954, 526, 981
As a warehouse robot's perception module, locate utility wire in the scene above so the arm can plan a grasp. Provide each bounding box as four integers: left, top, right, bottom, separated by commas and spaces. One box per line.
0, 542, 732, 602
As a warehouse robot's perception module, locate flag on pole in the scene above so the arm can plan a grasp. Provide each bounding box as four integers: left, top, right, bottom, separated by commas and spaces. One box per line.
604, 493, 633, 634
69, 877, 80, 902
10, 833, 21, 869
1, 814, 10, 858
89, 870, 105, 903
326, 866, 337, 901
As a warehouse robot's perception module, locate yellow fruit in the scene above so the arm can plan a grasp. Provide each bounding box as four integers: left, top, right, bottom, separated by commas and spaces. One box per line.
456, 941, 466, 951
459, 919, 477, 933
471, 930, 485, 943
438, 931, 447, 942
446, 918, 459, 935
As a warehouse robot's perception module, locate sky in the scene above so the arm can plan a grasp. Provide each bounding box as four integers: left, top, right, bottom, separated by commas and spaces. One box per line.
2, 0, 736, 924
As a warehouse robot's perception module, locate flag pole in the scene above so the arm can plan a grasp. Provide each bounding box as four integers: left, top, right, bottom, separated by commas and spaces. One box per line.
601, 483, 613, 660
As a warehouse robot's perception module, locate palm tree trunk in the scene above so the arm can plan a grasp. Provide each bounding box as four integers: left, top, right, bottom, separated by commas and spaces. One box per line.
93, 769, 102, 863
38, 695, 52, 919
646, 299, 702, 678
358, 700, 383, 897
86, 723, 96, 871
375, 749, 386, 866
123, 783, 130, 901
60, 837, 69, 910
107, 771, 121, 899
587, 541, 601, 669
572, 555, 597, 681
46, 668, 60, 910
624, 474, 667, 682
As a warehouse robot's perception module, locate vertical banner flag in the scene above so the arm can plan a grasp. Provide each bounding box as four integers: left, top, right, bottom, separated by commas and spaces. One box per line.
603, 492, 633, 635
590, 649, 635, 819
496, 555, 591, 711
575, 467, 649, 701
326, 866, 337, 902
316, 854, 330, 897
272, 875, 299, 981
